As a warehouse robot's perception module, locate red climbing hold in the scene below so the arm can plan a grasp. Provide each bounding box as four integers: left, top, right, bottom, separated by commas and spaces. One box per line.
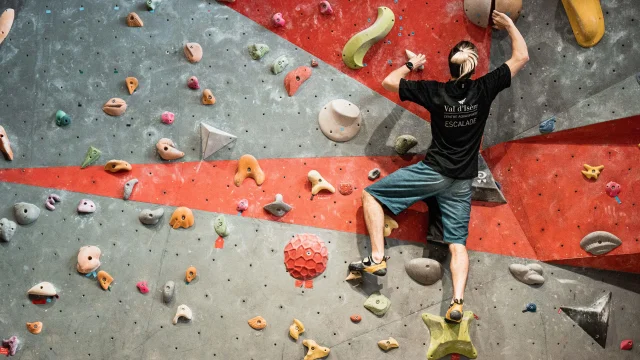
283, 234, 328, 288
339, 182, 353, 195
620, 340, 633, 350
451, 354, 460, 360
215, 236, 224, 249
284, 66, 312, 97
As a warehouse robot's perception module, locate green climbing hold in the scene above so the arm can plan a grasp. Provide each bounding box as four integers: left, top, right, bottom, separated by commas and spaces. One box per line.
271, 55, 289, 75
422, 311, 478, 359
55, 110, 71, 127
81, 146, 101, 169
214, 214, 230, 237
394, 135, 417, 155
364, 292, 391, 316
248, 44, 270, 60
342, 7, 395, 69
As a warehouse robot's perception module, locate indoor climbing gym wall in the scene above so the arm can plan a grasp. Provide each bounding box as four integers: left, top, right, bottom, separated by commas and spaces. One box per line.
0, 0, 639, 359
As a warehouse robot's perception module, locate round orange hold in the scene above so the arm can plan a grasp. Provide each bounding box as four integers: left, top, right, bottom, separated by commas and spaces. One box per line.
350, 315, 361, 323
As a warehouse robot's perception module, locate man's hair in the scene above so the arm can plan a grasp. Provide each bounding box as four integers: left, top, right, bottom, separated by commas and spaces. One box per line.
448, 41, 478, 81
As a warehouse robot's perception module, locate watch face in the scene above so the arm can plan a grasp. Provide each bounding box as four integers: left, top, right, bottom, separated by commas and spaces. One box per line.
406, 62, 413, 70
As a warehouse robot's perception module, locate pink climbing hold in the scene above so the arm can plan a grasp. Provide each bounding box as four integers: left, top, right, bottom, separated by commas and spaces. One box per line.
137, 281, 149, 294
161, 111, 175, 125
605, 181, 622, 204
77, 199, 96, 213
272, 13, 285, 27
319, 1, 333, 15
45, 194, 61, 211
620, 339, 633, 350
187, 76, 199, 90
237, 199, 249, 212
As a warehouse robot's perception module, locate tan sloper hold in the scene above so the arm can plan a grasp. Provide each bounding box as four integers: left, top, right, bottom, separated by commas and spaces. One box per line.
26, 321, 43, 335
76, 245, 101, 274
318, 99, 362, 142
97, 270, 113, 290
289, 318, 305, 340
202, 89, 216, 105
247, 316, 267, 330
126, 12, 143, 27
383, 214, 398, 237
0, 125, 14, 161
102, 98, 127, 116
156, 138, 185, 160
104, 160, 132, 173
234, 154, 265, 187
378, 337, 399, 351
27, 282, 56, 297
125, 77, 138, 94
0, 9, 14, 45
303, 339, 330, 360
308, 170, 335, 195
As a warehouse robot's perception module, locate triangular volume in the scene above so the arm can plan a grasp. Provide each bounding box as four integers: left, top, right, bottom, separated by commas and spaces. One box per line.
472, 155, 507, 204
200, 122, 237, 159
560, 292, 612, 348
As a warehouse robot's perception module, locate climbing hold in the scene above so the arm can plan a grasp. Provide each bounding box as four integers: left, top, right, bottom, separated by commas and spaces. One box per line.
318, 99, 362, 142
364, 292, 391, 316
200, 122, 237, 159
289, 318, 305, 340
136, 281, 149, 294
44, 194, 61, 211
271, 55, 289, 75
342, 7, 395, 69
339, 183, 353, 195
201, 89, 216, 105
234, 154, 265, 187
463, 0, 492, 27
55, 110, 72, 127
214, 214, 230, 237
350, 314, 361, 323
605, 181, 622, 203
302, 339, 330, 360
156, 138, 185, 161
495, 0, 523, 23
319, 1, 333, 15
422, 311, 478, 359
508, 263, 545, 285
139, 208, 164, 225
284, 234, 329, 288
561, 0, 604, 47
308, 170, 335, 195
378, 337, 399, 351
161, 111, 175, 125
383, 214, 398, 237
184, 42, 203, 63
580, 231, 622, 256
97, 270, 113, 290
169, 207, 194, 229
13, 202, 40, 225
237, 199, 248, 212
560, 291, 611, 348
284, 66, 312, 96
146, 0, 161, 10
163, 281, 175, 303
581, 164, 604, 180
248, 44, 270, 60
187, 76, 200, 90
77, 199, 96, 213
125, 76, 138, 94
0, 9, 15, 45
311, 59, 319, 67
539, 117, 556, 134
345, 271, 362, 281
27, 282, 57, 297
26, 321, 43, 335
0, 125, 14, 161
81, 146, 101, 168
272, 13, 285, 27
264, 194, 292, 217
0, 218, 16, 242
1, 336, 18, 356
368, 168, 380, 180
248, 316, 267, 330
394, 135, 418, 155
173, 304, 193, 324
522, 303, 537, 313
102, 98, 127, 116
126, 12, 143, 27
620, 340, 633, 350
123, 179, 138, 200
77, 246, 101, 274
104, 159, 132, 173
405, 258, 444, 286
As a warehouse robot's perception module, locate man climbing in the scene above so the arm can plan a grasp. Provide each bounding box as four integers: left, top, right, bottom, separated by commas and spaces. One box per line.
349, 11, 529, 323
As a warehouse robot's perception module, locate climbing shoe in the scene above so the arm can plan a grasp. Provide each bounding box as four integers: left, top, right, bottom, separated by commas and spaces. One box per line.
445, 299, 464, 323
348, 256, 388, 276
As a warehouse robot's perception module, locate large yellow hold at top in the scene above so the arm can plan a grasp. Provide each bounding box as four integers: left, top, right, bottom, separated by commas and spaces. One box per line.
561, 0, 605, 47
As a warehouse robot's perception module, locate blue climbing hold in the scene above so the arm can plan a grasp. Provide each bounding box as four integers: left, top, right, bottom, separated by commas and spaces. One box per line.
399, 26, 403, 30
79, 7, 84, 11
114, 6, 119, 10
45, 9, 51, 14
399, 16, 403, 20
522, 303, 537, 313
539, 117, 556, 134
398, 32, 402, 36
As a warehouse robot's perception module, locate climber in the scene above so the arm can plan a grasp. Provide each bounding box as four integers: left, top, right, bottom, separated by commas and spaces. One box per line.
349, 10, 529, 323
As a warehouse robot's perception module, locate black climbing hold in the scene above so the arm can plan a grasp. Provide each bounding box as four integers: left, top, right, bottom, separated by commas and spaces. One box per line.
560, 292, 611, 348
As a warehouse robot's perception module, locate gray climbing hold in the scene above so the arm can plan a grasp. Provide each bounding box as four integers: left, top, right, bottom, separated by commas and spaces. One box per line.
508, 263, 545, 285
394, 135, 417, 155
123, 179, 138, 200
368, 168, 380, 180
13, 202, 40, 225
271, 55, 289, 75
0, 218, 17, 242
580, 231, 622, 255
248, 44, 270, 60
214, 215, 230, 237
200, 122, 237, 159
263, 194, 292, 217
139, 208, 164, 225
163, 280, 175, 304
471, 155, 507, 204
146, 0, 161, 10
404, 258, 444, 286
364, 292, 391, 316
560, 292, 611, 348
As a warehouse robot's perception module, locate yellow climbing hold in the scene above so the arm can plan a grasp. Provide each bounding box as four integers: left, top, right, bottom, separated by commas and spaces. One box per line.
383, 214, 398, 237
341, 7, 395, 69
561, 0, 605, 48
581, 164, 604, 180
289, 318, 305, 340
422, 311, 478, 359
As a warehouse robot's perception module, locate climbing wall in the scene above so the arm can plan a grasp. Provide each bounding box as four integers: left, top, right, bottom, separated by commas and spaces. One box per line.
1, 0, 640, 359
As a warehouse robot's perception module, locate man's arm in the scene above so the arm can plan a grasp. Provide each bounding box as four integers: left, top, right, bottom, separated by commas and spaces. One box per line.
492, 11, 529, 78
381, 54, 426, 93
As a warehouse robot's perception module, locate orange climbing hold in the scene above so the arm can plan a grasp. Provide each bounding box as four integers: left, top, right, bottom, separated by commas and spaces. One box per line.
0, 125, 14, 161
26, 321, 43, 335
247, 316, 267, 330
104, 160, 132, 173
185, 266, 197, 283
126, 12, 143, 27
234, 154, 265, 187
97, 270, 113, 290
169, 207, 194, 229
202, 89, 216, 105
125, 77, 138, 94
284, 66, 312, 96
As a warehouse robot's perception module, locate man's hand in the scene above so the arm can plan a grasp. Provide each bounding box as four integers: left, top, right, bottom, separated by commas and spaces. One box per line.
408, 54, 426, 71
491, 10, 514, 30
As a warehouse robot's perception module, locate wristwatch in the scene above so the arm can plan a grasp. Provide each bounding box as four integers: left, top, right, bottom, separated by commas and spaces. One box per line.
405, 61, 414, 71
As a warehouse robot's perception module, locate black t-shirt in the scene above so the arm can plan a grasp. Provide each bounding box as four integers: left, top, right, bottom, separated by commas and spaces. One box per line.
399, 63, 511, 179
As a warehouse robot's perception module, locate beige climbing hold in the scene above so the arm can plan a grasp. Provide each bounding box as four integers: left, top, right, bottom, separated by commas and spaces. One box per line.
0, 125, 14, 161
126, 12, 143, 27
184, 42, 203, 63
102, 98, 127, 116
104, 159, 132, 173
582, 164, 604, 180
76, 245, 101, 274
173, 304, 193, 324
289, 318, 305, 340
202, 89, 216, 105
185, 266, 197, 283
303, 339, 330, 360
97, 270, 113, 290
378, 337, 399, 351
125, 77, 138, 94
0, 9, 14, 45
234, 154, 265, 187
156, 138, 185, 160
345, 271, 362, 281
308, 170, 335, 195
170, 207, 194, 229
26, 321, 43, 335
248, 316, 267, 330
383, 214, 398, 237
27, 282, 56, 297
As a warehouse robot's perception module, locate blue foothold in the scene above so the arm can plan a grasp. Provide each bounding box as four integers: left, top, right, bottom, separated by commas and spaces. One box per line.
46, 298, 52, 303
363, 63, 367, 67
394, 0, 398, 3
523, 303, 537, 313
114, 6, 119, 10
398, 33, 402, 36
340, 127, 345, 132
367, 18, 371, 22
387, 60, 392, 64
399, 26, 403, 30
399, 16, 403, 20
45, 9, 51, 14
539, 116, 556, 134
79, 7, 84, 11
411, 32, 415, 35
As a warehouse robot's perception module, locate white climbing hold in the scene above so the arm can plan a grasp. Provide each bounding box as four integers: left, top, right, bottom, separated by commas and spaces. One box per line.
200, 122, 237, 159
173, 304, 193, 324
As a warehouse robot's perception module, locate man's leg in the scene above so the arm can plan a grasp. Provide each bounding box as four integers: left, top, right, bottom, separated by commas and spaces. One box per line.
362, 190, 386, 263
449, 243, 469, 306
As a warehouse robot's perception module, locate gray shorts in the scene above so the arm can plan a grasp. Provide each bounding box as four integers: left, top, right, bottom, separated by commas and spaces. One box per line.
364, 162, 473, 245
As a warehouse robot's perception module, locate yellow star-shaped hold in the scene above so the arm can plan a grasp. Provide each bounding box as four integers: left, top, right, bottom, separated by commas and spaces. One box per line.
422, 311, 478, 360
581, 164, 604, 180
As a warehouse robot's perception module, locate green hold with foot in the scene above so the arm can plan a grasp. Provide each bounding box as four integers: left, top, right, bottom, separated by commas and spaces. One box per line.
81, 146, 101, 169
214, 214, 230, 237
55, 110, 71, 127
422, 311, 477, 359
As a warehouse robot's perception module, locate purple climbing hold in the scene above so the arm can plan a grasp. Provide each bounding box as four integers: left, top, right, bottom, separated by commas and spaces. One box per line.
45, 194, 61, 211
77, 199, 96, 213
237, 199, 249, 212
1, 336, 19, 356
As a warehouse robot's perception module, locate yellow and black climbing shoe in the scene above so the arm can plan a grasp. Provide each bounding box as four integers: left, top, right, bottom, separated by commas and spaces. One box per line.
348, 256, 388, 276
445, 299, 464, 323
